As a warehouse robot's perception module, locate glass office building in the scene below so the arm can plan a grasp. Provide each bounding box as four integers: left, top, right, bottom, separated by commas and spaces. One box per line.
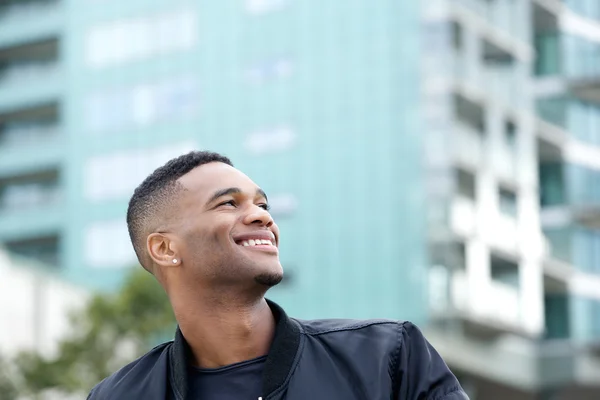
0, 0, 426, 321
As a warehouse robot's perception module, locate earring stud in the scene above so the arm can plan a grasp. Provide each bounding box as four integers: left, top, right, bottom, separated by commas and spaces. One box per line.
172, 259, 178, 264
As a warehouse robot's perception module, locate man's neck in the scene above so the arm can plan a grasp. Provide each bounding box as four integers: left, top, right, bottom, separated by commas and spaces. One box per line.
176, 296, 276, 369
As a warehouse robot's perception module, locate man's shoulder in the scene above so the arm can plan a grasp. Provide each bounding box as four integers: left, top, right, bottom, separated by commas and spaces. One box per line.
87, 341, 172, 399
295, 316, 416, 336
293, 318, 431, 356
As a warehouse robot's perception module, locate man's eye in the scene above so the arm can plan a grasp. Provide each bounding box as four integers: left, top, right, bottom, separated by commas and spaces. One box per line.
219, 200, 236, 207
258, 203, 270, 211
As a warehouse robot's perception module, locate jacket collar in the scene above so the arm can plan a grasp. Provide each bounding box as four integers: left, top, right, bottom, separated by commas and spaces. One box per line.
168, 299, 301, 400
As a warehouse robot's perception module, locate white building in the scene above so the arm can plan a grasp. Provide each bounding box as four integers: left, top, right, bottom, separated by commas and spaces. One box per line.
422, 0, 600, 399
0, 247, 88, 359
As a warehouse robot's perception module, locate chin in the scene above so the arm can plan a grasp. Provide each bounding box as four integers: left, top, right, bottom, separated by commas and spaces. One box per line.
254, 270, 284, 287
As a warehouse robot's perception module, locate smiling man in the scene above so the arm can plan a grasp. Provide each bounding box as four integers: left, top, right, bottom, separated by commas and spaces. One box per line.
87, 151, 468, 400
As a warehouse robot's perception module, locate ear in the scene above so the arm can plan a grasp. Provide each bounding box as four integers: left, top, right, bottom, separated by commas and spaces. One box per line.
147, 233, 180, 268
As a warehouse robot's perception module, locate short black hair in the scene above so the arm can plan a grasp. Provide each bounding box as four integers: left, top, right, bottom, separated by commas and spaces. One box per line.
126, 150, 233, 272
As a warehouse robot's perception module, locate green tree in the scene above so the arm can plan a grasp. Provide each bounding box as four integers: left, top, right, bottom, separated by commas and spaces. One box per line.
0, 353, 20, 400
14, 268, 176, 397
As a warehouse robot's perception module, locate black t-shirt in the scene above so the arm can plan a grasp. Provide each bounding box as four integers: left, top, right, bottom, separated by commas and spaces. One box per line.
187, 355, 266, 400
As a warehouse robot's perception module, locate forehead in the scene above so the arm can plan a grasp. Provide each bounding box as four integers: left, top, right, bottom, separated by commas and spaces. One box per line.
177, 162, 259, 199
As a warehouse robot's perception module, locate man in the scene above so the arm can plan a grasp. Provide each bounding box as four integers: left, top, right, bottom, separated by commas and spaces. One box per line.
88, 151, 468, 400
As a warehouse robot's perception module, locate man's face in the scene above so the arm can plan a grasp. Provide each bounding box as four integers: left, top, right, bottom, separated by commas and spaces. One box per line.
172, 162, 282, 288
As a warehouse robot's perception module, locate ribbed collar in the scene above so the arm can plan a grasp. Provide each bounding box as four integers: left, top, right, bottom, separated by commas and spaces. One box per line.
168, 299, 301, 400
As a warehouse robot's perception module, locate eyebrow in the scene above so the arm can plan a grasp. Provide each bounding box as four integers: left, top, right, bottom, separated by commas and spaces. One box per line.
206, 187, 268, 206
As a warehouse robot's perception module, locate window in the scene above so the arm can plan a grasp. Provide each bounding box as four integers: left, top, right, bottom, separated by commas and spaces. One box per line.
504, 120, 517, 148
430, 240, 467, 270
534, 32, 561, 76
566, 163, 600, 206
544, 294, 570, 339
451, 21, 462, 51
0, 38, 59, 86
498, 186, 518, 217
85, 76, 200, 132
536, 96, 567, 128
482, 38, 515, 64
0, 0, 59, 21
268, 193, 298, 218
244, 58, 295, 85
244, 126, 297, 155
86, 10, 197, 68
563, 34, 600, 80
0, 169, 61, 212
539, 162, 565, 207
490, 253, 519, 289
544, 227, 573, 263
0, 102, 60, 147
85, 220, 136, 268
455, 168, 476, 200
4, 234, 60, 267
573, 227, 600, 275
565, 0, 600, 21
84, 142, 196, 202
567, 99, 600, 147
453, 93, 485, 133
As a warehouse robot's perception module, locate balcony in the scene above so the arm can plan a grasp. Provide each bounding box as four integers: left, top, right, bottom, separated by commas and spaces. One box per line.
532, 0, 561, 34
451, 50, 526, 111
429, 266, 526, 336
538, 158, 600, 229
541, 203, 600, 231
448, 195, 476, 237
429, 245, 527, 336
0, 0, 62, 47
534, 3, 600, 100
449, 1, 533, 63
0, 102, 64, 174
0, 39, 62, 111
0, 125, 64, 173
425, 325, 600, 392
452, 121, 484, 169
0, 170, 64, 240
3, 233, 60, 268
494, 142, 517, 183
454, 0, 528, 43
0, 200, 63, 241
537, 116, 600, 168
543, 257, 600, 302
483, 66, 525, 109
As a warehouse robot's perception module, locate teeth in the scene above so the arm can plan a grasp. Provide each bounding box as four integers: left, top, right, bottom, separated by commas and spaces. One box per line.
239, 239, 274, 246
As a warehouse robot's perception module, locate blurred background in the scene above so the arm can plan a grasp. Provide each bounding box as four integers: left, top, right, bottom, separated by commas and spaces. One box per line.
1, 0, 600, 399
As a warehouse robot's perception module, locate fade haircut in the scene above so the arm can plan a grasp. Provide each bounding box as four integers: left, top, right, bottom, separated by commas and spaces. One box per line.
126, 150, 233, 272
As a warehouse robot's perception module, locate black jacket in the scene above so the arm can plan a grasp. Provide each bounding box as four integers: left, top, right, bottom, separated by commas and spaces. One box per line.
88, 300, 468, 400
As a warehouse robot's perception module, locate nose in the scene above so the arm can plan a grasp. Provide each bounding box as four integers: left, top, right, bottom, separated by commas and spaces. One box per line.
243, 205, 274, 227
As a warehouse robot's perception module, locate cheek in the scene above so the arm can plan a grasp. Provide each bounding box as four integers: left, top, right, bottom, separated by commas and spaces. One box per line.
183, 215, 235, 254
272, 223, 280, 241
205, 219, 234, 250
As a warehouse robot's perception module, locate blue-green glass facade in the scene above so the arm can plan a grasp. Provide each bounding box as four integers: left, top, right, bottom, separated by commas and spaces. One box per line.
535, 9, 600, 341
0, 0, 427, 321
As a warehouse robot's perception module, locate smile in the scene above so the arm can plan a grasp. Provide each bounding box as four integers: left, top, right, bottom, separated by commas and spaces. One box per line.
240, 239, 274, 247
232, 231, 278, 254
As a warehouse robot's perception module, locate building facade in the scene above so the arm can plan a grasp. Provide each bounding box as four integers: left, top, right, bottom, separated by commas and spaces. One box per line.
422, 0, 600, 398
0, 0, 426, 322
1, 0, 600, 398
